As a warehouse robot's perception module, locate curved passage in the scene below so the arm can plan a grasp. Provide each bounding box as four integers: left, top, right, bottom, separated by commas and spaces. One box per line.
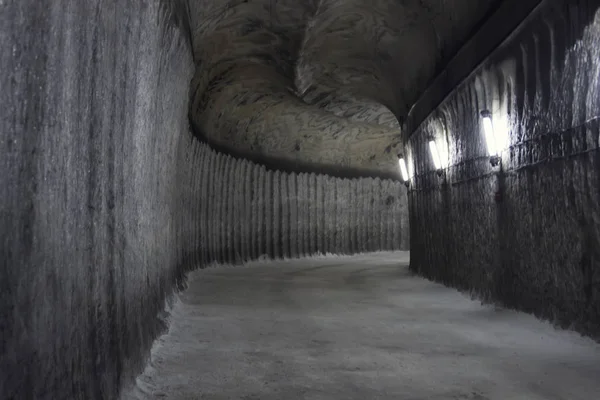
188, 0, 499, 177
178, 140, 409, 271
4, 1, 565, 399
406, 1, 600, 339
123, 253, 600, 399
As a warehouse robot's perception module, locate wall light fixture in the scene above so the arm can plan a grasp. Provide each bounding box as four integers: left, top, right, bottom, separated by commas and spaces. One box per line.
397, 155, 409, 187
428, 139, 443, 176
480, 110, 500, 167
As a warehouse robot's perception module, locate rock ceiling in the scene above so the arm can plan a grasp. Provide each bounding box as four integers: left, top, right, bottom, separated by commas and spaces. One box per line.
188, 0, 498, 177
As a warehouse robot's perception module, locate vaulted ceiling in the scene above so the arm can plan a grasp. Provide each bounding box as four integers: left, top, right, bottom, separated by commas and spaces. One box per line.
188, 0, 499, 177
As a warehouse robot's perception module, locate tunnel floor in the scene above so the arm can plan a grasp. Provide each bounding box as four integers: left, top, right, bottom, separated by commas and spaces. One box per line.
123, 252, 600, 400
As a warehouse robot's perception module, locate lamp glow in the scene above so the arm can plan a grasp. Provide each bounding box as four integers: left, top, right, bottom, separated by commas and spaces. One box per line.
398, 157, 409, 182
428, 140, 442, 170
482, 114, 497, 157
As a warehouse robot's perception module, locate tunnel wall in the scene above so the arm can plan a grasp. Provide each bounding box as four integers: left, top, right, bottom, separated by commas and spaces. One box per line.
1, 1, 195, 399
406, 0, 600, 338
181, 141, 409, 268
1, 1, 409, 398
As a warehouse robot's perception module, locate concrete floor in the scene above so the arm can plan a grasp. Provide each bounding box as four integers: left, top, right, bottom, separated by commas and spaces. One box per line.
123, 252, 600, 400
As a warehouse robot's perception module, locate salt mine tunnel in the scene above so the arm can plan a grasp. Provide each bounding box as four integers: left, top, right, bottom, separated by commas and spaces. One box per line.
2, 0, 600, 398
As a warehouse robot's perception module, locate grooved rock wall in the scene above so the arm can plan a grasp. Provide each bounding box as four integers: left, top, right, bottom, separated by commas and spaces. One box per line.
406, 0, 600, 338
187, 0, 499, 177
1, 2, 409, 398
1, 1, 195, 398
186, 142, 409, 265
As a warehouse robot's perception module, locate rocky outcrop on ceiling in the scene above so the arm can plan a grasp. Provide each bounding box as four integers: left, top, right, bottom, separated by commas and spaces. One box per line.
188, 0, 498, 177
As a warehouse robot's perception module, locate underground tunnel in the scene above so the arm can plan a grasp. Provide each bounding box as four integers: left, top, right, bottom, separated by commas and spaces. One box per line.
1, 0, 600, 398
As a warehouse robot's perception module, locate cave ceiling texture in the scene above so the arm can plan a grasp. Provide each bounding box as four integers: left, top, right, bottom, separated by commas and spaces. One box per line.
187, 0, 499, 177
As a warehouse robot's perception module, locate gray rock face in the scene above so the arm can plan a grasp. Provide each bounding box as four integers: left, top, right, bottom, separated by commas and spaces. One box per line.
191, 142, 409, 264
1, 1, 194, 399
407, 0, 600, 340
1, 0, 506, 398
188, 0, 498, 177
1, 3, 410, 398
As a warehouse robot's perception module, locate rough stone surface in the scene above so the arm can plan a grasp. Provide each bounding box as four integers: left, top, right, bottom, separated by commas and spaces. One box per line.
406, 0, 600, 339
1, 2, 409, 397
0, 1, 195, 399
187, 0, 499, 177
192, 142, 409, 263
122, 253, 600, 400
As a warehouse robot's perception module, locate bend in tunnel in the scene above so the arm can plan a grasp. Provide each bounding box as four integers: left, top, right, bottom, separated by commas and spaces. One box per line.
187, 0, 499, 178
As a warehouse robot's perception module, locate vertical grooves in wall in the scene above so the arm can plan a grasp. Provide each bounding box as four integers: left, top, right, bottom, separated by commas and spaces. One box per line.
233, 157, 243, 263
288, 173, 298, 258
209, 148, 219, 263
191, 141, 200, 269
366, 179, 373, 252
191, 144, 408, 265
251, 164, 259, 259
215, 153, 225, 263
217, 155, 226, 263
191, 142, 200, 264
352, 180, 360, 253
326, 177, 336, 253
221, 155, 231, 263
220, 153, 228, 261
244, 160, 252, 261
349, 179, 356, 253
205, 148, 213, 263
303, 173, 311, 257
362, 179, 370, 252
350, 179, 356, 254
257, 166, 266, 258
368, 178, 376, 252
280, 172, 290, 257
265, 169, 273, 258
304, 174, 311, 256
308, 173, 317, 255
332, 176, 338, 253
211, 152, 219, 263
239, 159, 248, 261
297, 174, 305, 257
316, 174, 324, 254
381, 180, 390, 251
373, 178, 382, 251
272, 170, 281, 259
405, 0, 599, 339
391, 182, 400, 250
178, 139, 192, 271
226, 155, 236, 263
238, 160, 245, 262
304, 173, 310, 255
360, 179, 367, 253
323, 177, 331, 253
200, 145, 211, 265
356, 180, 363, 253
304, 175, 311, 256
214, 149, 223, 262
295, 174, 302, 257
335, 179, 344, 253
347, 179, 355, 253
388, 182, 396, 252
249, 163, 255, 260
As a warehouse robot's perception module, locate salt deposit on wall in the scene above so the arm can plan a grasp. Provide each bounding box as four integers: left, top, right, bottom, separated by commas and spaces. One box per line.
407, 0, 600, 339
181, 141, 409, 268
187, 0, 499, 177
